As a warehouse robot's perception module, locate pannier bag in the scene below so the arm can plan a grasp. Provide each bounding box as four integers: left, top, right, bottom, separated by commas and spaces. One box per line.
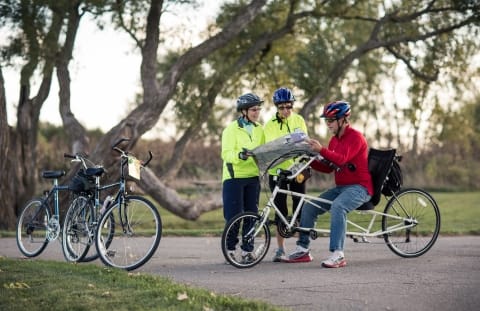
381, 158, 403, 196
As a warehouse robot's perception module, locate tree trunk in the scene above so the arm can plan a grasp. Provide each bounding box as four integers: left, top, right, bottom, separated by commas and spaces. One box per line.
0, 67, 17, 229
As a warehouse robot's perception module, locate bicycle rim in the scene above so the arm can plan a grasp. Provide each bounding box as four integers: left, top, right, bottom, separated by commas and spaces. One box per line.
382, 188, 441, 258
16, 199, 50, 257
96, 195, 162, 271
221, 212, 270, 268
62, 196, 93, 262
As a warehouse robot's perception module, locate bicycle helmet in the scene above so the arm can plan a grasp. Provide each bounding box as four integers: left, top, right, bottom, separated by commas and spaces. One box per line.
272, 87, 295, 105
236, 93, 264, 112
321, 101, 351, 119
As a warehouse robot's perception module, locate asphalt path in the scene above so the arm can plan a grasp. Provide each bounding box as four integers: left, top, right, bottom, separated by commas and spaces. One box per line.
1, 235, 479, 311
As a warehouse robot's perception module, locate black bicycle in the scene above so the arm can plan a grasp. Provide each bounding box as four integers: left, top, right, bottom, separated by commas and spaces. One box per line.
16, 157, 80, 257
61, 153, 115, 263
92, 138, 162, 271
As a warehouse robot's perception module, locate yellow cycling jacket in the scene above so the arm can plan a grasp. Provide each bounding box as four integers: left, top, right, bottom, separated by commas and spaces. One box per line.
221, 118, 265, 182
263, 112, 308, 176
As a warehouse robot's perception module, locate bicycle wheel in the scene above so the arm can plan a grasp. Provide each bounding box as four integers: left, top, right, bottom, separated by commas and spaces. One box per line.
221, 212, 270, 269
62, 196, 94, 262
95, 195, 162, 271
80, 211, 115, 263
382, 188, 441, 258
16, 199, 50, 257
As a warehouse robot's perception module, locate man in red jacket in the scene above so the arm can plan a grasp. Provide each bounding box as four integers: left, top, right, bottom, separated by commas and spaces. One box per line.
286, 101, 373, 268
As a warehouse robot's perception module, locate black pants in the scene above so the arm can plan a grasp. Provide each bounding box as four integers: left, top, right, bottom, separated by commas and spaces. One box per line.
268, 174, 306, 223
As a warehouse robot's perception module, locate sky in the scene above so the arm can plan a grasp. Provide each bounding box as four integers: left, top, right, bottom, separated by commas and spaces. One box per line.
3, 1, 221, 137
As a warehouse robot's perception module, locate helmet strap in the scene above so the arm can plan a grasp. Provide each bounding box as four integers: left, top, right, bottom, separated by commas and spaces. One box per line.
241, 112, 253, 124
335, 118, 347, 138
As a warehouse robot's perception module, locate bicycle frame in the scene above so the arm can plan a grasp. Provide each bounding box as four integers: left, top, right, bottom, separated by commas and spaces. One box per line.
39, 174, 70, 241
261, 156, 417, 240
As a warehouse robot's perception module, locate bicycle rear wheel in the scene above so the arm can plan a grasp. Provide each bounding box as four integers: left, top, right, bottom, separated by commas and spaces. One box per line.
80, 211, 115, 263
221, 212, 271, 268
16, 199, 50, 257
95, 195, 162, 271
62, 196, 94, 262
382, 188, 441, 258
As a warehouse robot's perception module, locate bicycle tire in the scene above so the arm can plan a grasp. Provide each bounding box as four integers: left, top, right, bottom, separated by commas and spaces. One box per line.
221, 212, 271, 269
95, 195, 162, 271
80, 211, 115, 263
382, 188, 441, 258
62, 196, 94, 262
16, 199, 50, 257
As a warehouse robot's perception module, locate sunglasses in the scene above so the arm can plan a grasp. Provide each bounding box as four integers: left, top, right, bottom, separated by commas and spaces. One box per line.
277, 105, 293, 111
325, 118, 337, 123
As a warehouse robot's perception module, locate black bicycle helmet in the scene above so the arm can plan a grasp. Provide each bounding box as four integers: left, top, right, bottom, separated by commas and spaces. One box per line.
273, 87, 295, 105
236, 93, 264, 112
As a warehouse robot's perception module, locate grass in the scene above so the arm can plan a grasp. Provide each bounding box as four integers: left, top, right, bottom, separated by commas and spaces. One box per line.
0, 257, 284, 311
1, 191, 478, 310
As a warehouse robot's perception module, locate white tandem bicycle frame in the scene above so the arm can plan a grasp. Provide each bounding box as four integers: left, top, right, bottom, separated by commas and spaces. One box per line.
221, 153, 441, 269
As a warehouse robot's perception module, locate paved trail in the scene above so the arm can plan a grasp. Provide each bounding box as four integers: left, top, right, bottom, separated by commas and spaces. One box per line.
2, 236, 479, 311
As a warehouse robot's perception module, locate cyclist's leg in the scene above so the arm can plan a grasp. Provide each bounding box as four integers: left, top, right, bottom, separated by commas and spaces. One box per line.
297, 188, 340, 248
329, 185, 370, 252
290, 179, 306, 216
269, 175, 289, 259
241, 177, 261, 252
222, 178, 246, 251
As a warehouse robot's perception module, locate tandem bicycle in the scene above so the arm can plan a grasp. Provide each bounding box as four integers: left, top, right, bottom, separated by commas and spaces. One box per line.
221, 134, 441, 268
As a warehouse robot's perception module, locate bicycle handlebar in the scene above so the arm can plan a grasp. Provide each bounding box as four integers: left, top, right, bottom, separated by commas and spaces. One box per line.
111, 137, 153, 168
317, 156, 341, 172
64, 152, 90, 170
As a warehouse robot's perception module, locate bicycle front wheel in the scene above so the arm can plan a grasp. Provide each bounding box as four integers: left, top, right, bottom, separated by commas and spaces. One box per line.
62, 196, 94, 262
95, 195, 162, 271
382, 188, 441, 258
221, 212, 271, 269
16, 199, 50, 257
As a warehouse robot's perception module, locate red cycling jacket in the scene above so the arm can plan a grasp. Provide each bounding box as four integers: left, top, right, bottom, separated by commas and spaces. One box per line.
311, 125, 374, 195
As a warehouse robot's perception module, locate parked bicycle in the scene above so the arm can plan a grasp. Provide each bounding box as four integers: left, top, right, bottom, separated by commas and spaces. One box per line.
221, 134, 441, 268
16, 157, 81, 257
61, 153, 114, 263
92, 138, 162, 271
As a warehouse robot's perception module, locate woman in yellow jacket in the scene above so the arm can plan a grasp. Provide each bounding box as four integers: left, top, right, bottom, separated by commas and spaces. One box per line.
221, 93, 265, 263
264, 87, 308, 262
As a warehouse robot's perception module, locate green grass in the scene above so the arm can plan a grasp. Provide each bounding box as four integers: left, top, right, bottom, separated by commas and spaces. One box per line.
0, 257, 284, 311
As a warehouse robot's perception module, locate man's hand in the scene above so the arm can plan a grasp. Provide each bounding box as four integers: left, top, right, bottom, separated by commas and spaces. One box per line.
307, 138, 323, 153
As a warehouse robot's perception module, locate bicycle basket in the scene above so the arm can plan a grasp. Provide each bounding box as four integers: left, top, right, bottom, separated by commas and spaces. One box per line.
69, 169, 95, 194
